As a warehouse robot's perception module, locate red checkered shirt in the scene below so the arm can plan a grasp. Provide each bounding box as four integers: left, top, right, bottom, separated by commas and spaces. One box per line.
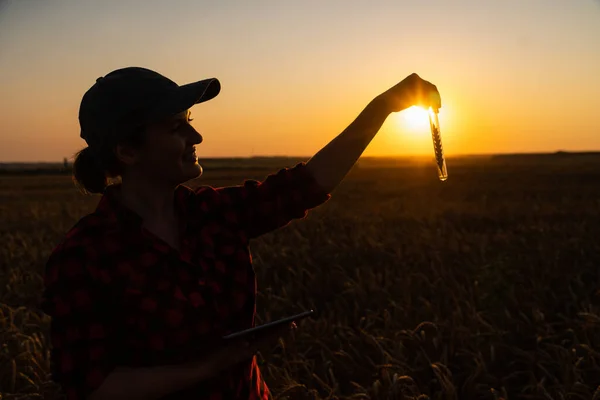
40, 163, 330, 400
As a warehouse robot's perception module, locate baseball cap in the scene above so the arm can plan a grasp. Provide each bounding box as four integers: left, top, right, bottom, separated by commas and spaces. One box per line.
78, 66, 220, 150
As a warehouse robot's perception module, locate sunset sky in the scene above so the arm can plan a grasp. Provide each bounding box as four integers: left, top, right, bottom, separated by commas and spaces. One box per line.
1, 0, 599, 162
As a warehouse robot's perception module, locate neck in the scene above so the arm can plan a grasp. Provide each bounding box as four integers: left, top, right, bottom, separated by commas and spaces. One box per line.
119, 172, 177, 224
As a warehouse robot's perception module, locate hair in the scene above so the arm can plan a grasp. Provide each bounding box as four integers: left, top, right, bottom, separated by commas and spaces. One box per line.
72, 126, 147, 194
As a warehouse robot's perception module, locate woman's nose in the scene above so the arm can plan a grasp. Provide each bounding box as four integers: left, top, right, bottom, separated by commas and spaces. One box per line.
188, 125, 203, 144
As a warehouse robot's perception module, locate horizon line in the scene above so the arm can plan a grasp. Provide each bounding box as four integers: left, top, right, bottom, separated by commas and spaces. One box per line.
2, 149, 600, 164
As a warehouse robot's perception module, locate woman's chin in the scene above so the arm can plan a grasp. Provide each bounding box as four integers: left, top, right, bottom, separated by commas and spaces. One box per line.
183, 162, 203, 179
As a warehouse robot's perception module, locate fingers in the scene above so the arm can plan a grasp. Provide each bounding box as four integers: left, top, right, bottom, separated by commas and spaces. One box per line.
382, 73, 441, 113
414, 78, 441, 110
235, 321, 300, 349
423, 80, 441, 109
222, 322, 300, 364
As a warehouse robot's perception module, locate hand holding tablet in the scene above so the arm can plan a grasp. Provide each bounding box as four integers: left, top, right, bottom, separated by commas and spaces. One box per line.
197, 310, 315, 378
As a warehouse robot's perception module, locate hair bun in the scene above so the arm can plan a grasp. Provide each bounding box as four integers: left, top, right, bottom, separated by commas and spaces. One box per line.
72, 147, 108, 194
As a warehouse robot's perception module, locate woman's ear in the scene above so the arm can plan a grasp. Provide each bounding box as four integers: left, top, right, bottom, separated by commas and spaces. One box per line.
114, 143, 139, 166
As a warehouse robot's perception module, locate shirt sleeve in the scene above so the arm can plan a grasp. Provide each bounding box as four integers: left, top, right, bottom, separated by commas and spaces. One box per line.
40, 241, 118, 400
210, 162, 330, 239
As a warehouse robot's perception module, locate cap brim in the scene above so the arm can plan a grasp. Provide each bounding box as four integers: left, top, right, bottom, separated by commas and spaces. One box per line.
153, 78, 221, 119
180, 78, 221, 106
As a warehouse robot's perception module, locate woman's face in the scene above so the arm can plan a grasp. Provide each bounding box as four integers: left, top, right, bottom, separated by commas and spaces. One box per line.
122, 109, 204, 186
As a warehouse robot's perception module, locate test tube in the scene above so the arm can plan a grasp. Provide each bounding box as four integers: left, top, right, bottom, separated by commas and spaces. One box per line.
428, 107, 448, 181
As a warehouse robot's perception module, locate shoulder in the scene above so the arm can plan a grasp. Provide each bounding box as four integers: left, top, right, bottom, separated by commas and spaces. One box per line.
44, 211, 116, 286
41, 213, 118, 317
177, 182, 249, 210
53, 211, 117, 257
65, 211, 114, 242
178, 163, 325, 207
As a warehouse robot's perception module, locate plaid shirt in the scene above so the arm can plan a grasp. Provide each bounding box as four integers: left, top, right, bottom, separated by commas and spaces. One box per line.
40, 163, 330, 400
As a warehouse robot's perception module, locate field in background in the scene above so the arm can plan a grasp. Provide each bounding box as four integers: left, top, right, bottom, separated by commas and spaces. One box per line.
1, 154, 600, 399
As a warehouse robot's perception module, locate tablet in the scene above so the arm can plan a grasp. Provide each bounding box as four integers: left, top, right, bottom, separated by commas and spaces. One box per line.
222, 309, 315, 340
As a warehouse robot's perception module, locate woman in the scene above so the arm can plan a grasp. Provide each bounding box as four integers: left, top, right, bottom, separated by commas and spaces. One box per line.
40, 66, 440, 400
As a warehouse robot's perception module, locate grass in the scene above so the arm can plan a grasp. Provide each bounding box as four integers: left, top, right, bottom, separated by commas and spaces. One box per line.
1, 155, 600, 399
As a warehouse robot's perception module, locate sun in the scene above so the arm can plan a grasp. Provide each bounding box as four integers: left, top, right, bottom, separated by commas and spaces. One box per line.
397, 106, 430, 134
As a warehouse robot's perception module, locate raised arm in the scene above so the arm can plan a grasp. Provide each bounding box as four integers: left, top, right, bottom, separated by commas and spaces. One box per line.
203, 73, 440, 240
306, 73, 441, 193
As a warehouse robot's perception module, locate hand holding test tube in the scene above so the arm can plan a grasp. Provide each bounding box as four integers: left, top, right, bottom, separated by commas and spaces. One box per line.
377, 73, 447, 180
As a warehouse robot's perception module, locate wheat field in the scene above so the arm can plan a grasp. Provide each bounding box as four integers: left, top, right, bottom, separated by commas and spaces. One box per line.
1, 155, 599, 400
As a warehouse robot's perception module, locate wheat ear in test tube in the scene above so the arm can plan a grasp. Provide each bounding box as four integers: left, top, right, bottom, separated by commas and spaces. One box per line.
429, 107, 448, 181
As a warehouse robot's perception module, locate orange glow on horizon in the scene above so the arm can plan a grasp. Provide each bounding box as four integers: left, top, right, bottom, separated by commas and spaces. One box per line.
1, 0, 599, 162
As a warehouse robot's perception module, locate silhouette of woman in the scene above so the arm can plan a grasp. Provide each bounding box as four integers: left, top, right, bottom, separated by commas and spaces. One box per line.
40, 67, 440, 400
